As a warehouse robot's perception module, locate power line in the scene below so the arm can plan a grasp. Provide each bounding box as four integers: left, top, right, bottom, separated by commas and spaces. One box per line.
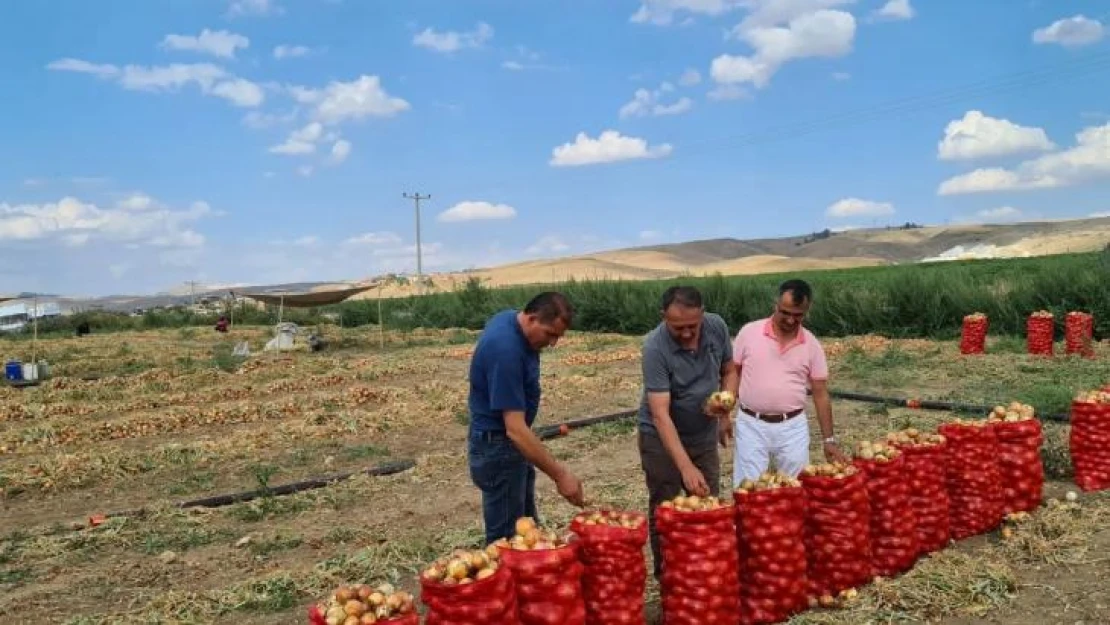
402, 192, 431, 284
680, 50, 1110, 155
184, 281, 200, 307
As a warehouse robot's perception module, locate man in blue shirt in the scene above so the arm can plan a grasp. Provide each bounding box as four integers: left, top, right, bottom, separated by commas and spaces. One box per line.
468, 291, 586, 544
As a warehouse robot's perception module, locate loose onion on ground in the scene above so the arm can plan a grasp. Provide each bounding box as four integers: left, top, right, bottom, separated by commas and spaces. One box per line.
315, 583, 415, 625
658, 494, 728, 512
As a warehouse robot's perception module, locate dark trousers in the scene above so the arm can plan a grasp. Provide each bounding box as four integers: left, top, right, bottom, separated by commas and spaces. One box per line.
468, 430, 538, 545
638, 429, 721, 578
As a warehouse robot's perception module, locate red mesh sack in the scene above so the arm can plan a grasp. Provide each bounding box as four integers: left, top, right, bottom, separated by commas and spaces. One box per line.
499, 541, 586, 625
1070, 395, 1110, 492
421, 562, 521, 625
569, 510, 648, 625
656, 500, 741, 625
986, 406, 1045, 513
1026, 311, 1054, 356
799, 465, 871, 599
733, 481, 808, 624
887, 433, 949, 555
938, 421, 1004, 538
1065, 312, 1094, 358
960, 313, 988, 355
853, 448, 919, 577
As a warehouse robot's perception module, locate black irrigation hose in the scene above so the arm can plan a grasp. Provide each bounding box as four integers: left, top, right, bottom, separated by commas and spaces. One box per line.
535, 409, 638, 441
103, 459, 416, 519
817, 389, 1072, 423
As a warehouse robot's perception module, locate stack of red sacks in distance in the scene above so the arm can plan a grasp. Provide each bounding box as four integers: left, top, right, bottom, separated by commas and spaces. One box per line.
1071, 389, 1110, 492
939, 420, 1005, 538
497, 518, 586, 625
734, 472, 809, 624
853, 441, 920, 577
960, 312, 989, 355
656, 495, 741, 625
986, 403, 1045, 512
886, 429, 950, 555
1065, 312, 1094, 358
799, 463, 872, 602
1026, 311, 1055, 356
569, 510, 648, 625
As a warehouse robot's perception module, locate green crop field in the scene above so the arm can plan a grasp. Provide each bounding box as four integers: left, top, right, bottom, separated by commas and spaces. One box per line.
337, 251, 1110, 339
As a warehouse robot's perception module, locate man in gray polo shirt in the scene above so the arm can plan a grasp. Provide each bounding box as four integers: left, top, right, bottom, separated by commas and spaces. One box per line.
637, 285, 737, 578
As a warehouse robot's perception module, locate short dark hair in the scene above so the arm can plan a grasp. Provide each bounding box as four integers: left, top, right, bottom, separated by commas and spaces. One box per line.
661, 285, 703, 311
523, 291, 574, 324
778, 279, 812, 304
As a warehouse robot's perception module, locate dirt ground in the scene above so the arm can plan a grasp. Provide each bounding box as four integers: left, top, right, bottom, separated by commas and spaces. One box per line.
1, 326, 1109, 624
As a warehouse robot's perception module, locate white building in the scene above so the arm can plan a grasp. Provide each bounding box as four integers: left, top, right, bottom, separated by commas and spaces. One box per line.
0, 300, 63, 332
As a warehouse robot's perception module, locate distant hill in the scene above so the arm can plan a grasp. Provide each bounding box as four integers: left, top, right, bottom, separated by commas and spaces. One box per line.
31, 216, 1110, 310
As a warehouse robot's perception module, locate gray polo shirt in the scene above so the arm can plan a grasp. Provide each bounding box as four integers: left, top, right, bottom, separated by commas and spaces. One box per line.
637, 312, 733, 446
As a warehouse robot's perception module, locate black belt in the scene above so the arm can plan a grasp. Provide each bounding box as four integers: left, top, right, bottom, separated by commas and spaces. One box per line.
740, 405, 804, 424
471, 430, 510, 442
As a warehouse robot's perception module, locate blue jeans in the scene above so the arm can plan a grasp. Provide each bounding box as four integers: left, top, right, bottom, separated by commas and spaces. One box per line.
468, 430, 537, 545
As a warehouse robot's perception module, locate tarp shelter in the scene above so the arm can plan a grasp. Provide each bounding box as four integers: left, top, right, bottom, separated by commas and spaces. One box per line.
236, 284, 378, 309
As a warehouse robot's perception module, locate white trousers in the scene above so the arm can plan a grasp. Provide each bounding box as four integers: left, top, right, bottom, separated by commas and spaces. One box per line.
732, 412, 810, 487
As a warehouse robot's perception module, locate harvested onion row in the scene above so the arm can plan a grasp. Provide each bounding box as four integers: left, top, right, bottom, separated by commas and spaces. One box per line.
316, 583, 415, 625
854, 440, 901, 462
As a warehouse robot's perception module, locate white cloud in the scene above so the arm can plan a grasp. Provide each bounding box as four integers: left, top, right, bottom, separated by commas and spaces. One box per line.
527, 235, 570, 254
292, 75, 410, 125
293, 235, 318, 246
269, 122, 324, 155
549, 130, 673, 167
502, 61, 526, 71
711, 3, 856, 90
437, 201, 517, 223
975, 206, 1022, 221
161, 29, 249, 59
937, 122, 1110, 195
639, 229, 662, 241
273, 44, 311, 59
707, 84, 749, 101
1032, 15, 1105, 47
242, 109, 297, 129
344, 231, 403, 246
47, 58, 264, 107
227, 0, 282, 18
413, 22, 494, 53
937, 111, 1055, 161
679, 68, 702, 86
297, 165, 313, 177
831, 71, 851, 80
23, 178, 46, 187
619, 82, 694, 118
826, 197, 895, 218
0, 194, 214, 248
630, 0, 743, 25
329, 139, 352, 164
872, 0, 914, 21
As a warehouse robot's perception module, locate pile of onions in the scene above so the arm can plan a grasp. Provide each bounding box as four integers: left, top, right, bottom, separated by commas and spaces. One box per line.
310, 584, 416, 625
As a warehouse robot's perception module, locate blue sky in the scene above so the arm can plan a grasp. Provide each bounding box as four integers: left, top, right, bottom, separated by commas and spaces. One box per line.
2, 0, 1109, 296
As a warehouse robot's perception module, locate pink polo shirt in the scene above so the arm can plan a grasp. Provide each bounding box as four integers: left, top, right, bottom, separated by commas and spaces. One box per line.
732, 317, 828, 414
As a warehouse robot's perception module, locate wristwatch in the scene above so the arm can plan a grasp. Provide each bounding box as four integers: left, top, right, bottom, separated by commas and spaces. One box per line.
823, 436, 837, 444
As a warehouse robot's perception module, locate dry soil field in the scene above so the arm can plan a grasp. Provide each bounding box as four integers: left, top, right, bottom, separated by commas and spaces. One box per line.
2, 326, 1109, 624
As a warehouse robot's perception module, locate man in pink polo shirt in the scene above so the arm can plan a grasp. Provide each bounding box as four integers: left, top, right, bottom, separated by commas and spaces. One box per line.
726, 279, 848, 485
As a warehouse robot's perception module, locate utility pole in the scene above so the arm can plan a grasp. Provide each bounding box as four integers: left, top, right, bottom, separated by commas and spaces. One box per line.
184, 281, 200, 307
402, 192, 430, 285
